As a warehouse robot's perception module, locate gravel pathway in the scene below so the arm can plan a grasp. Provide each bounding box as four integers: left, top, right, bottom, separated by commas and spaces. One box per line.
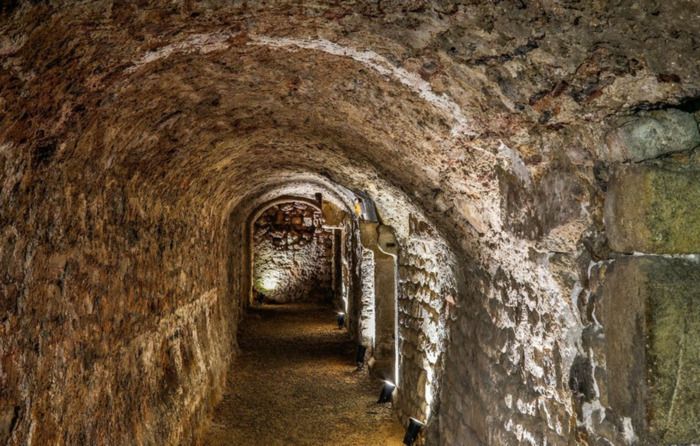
200, 303, 404, 446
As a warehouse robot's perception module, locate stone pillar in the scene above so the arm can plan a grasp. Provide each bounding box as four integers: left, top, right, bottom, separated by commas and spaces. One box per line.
359, 246, 376, 348
360, 221, 398, 383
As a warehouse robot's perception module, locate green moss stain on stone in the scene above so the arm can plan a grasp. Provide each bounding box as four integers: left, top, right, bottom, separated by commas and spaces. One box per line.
606, 166, 700, 253
598, 257, 700, 444
647, 168, 700, 253
645, 259, 700, 443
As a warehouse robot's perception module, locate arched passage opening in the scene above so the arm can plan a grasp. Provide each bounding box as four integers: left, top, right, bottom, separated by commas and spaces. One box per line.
0, 9, 468, 440
212, 172, 462, 444
205, 192, 401, 445
11, 3, 700, 445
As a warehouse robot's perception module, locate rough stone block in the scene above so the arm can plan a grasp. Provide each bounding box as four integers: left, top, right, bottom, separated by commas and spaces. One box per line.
0, 404, 18, 445
597, 256, 700, 445
606, 109, 700, 162
605, 165, 700, 253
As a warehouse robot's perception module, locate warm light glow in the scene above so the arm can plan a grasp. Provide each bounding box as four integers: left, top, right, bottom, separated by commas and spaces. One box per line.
341, 283, 348, 315
394, 272, 399, 387
368, 317, 376, 349
262, 276, 278, 290
360, 249, 376, 348
425, 365, 434, 419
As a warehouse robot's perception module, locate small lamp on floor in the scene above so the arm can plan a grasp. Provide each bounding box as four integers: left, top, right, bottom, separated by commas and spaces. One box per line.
336, 312, 345, 329
377, 380, 396, 403
355, 344, 367, 369
254, 292, 264, 305
403, 418, 424, 446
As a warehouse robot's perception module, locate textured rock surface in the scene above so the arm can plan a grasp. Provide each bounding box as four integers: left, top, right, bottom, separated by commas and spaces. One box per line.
1, 1, 700, 445
594, 256, 700, 445
359, 247, 376, 348
605, 164, 700, 253
252, 202, 333, 303
398, 214, 455, 431
0, 189, 234, 445
605, 109, 700, 162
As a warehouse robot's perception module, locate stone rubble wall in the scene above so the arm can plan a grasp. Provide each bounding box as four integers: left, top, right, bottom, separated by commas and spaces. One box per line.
252, 203, 333, 303
396, 214, 456, 433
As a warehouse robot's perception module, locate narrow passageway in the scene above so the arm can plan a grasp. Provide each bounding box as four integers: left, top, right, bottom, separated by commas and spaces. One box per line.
201, 304, 404, 446
9, 3, 700, 445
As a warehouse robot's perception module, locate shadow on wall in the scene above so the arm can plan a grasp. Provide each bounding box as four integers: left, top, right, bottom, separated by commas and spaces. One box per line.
253, 202, 334, 303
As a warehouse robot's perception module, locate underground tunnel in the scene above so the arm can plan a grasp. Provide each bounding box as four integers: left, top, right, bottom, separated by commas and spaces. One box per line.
1, 1, 700, 445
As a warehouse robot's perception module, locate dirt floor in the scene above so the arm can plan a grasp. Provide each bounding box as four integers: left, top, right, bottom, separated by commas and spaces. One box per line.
200, 303, 405, 446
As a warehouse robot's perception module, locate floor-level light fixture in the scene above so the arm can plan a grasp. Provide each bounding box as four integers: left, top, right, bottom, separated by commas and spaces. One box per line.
403, 418, 424, 446
254, 292, 264, 305
355, 344, 367, 369
336, 312, 345, 329
377, 380, 396, 403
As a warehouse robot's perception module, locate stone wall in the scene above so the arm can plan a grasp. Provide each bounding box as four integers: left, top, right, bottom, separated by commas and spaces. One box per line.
358, 247, 376, 348
2, 2, 700, 445
0, 167, 236, 445
253, 203, 333, 303
591, 257, 700, 445
579, 108, 700, 445
396, 214, 456, 433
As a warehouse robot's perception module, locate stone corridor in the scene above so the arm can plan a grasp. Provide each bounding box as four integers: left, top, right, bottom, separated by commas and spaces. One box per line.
1, 1, 700, 445
200, 304, 403, 446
